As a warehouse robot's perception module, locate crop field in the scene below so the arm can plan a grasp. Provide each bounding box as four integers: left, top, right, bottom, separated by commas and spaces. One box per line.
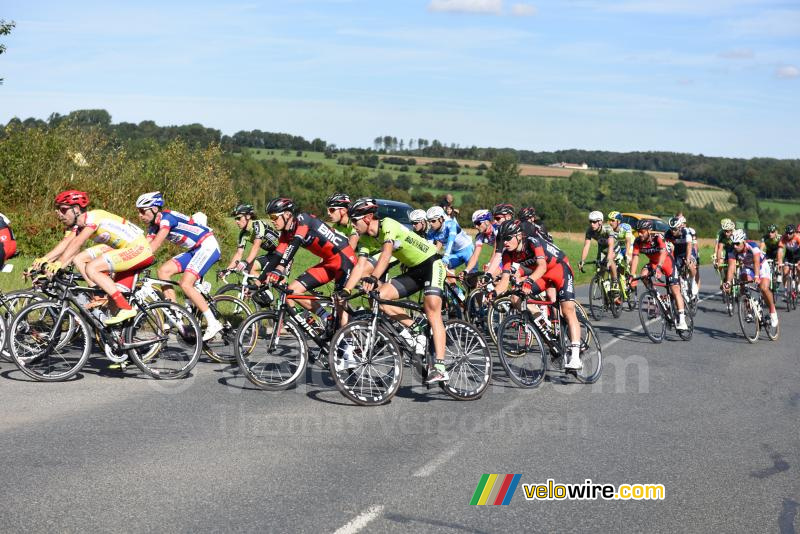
686, 188, 736, 211
759, 199, 800, 217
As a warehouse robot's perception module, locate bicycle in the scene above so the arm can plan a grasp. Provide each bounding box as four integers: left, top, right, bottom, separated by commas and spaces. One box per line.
716, 260, 740, 316
731, 280, 779, 343
677, 260, 698, 318
8, 268, 202, 381
582, 260, 632, 320
233, 282, 365, 391
215, 268, 275, 309
634, 272, 694, 343
496, 285, 602, 387
779, 261, 798, 312
328, 288, 492, 406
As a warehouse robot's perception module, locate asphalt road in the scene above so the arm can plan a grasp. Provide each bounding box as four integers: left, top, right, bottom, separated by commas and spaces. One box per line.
1, 265, 797, 533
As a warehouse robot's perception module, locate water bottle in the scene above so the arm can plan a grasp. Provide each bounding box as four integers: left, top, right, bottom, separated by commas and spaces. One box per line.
603, 279, 611, 293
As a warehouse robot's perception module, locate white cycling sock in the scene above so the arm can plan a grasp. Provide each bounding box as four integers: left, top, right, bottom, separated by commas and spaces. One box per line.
202, 309, 217, 324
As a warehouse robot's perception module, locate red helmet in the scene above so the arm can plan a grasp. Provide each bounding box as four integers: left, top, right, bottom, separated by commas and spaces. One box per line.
54, 190, 89, 208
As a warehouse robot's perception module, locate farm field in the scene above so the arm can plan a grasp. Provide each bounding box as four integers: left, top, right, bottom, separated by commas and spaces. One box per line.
686, 188, 736, 211
759, 199, 800, 217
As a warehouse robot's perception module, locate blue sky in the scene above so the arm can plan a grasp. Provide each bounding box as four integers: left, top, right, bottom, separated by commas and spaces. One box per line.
1, 0, 799, 158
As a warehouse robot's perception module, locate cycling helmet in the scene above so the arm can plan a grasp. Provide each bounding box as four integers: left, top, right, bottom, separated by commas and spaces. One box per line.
231, 203, 255, 216
720, 218, 735, 231
409, 209, 427, 223
668, 216, 682, 229
265, 198, 295, 215
731, 229, 747, 243
637, 219, 653, 231
767, 224, 777, 233
191, 211, 208, 226
785, 224, 796, 234
325, 192, 351, 209
492, 203, 515, 217
518, 206, 536, 220
471, 209, 492, 225
0, 213, 9, 226
135, 191, 164, 209
497, 219, 523, 241
426, 206, 446, 221
54, 190, 89, 208
348, 198, 379, 219
608, 210, 622, 221
588, 210, 604, 222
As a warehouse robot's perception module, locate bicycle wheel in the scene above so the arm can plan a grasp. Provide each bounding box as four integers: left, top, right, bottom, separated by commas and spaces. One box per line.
328, 320, 404, 406
726, 287, 736, 317
464, 289, 487, 330
497, 313, 546, 388
235, 311, 308, 390
440, 319, 491, 400
588, 276, 606, 321
202, 295, 252, 364
638, 291, 666, 343
1, 291, 59, 362
487, 296, 513, 345
126, 301, 202, 379
443, 287, 464, 321
675, 302, 694, 341
8, 302, 91, 381
786, 276, 795, 312
736, 290, 759, 343
574, 317, 602, 384
764, 304, 779, 341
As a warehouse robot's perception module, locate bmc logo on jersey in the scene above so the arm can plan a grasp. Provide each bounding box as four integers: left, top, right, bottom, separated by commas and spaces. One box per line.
318, 224, 343, 247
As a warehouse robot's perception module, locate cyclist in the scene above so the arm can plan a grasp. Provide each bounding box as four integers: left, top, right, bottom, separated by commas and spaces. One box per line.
484, 203, 516, 277
225, 204, 277, 276
629, 220, 689, 331
665, 215, 699, 297
725, 229, 778, 328
264, 198, 357, 320
32, 190, 154, 325
135, 192, 224, 341
425, 205, 474, 270
760, 224, 781, 287
713, 218, 736, 270
518, 206, 553, 243
325, 192, 361, 251
492, 219, 583, 370
463, 209, 497, 275
777, 224, 800, 293
347, 198, 449, 383
578, 211, 622, 290
0, 212, 16, 268
607, 211, 634, 262
409, 209, 427, 238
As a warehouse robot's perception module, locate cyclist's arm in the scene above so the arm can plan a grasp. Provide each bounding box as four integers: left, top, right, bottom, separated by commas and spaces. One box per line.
56, 226, 95, 266
625, 233, 634, 259
245, 238, 262, 265
464, 242, 482, 273
344, 255, 371, 291
725, 260, 735, 284
777, 245, 784, 265
442, 224, 457, 257
148, 226, 171, 254
629, 253, 639, 277
753, 249, 761, 280
579, 239, 591, 264
494, 271, 512, 295
370, 241, 395, 282
348, 233, 360, 252
486, 251, 503, 276
226, 247, 245, 270
759, 240, 767, 253
527, 256, 548, 284
606, 237, 616, 263
40, 233, 76, 264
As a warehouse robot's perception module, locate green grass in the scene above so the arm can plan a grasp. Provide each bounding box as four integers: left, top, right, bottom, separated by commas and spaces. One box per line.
759, 199, 800, 217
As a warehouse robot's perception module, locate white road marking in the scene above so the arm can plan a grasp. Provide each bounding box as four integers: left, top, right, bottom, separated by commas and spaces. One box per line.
412, 444, 463, 477
333, 505, 385, 534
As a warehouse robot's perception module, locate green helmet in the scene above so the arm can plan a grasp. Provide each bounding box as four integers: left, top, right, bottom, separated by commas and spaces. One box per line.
720, 218, 735, 231
231, 203, 255, 216
767, 224, 778, 233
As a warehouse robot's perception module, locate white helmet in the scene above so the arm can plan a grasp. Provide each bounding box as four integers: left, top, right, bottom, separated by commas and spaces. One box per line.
409, 209, 426, 223
135, 191, 164, 209
471, 209, 492, 225
731, 229, 747, 243
720, 218, 735, 231
191, 212, 208, 226
426, 206, 446, 221
0, 213, 9, 226
588, 210, 604, 222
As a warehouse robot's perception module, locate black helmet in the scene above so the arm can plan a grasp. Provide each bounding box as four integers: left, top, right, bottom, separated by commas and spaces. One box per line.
767, 224, 777, 233
638, 219, 653, 231
231, 203, 255, 216
326, 192, 351, 209
266, 197, 296, 215
786, 224, 796, 234
348, 197, 379, 219
492, 203, 515, 217
518, 206, 536, 220
497, 219, 523, 241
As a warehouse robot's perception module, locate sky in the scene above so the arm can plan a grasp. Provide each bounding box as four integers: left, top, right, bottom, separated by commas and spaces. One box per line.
1, 0, 799, 158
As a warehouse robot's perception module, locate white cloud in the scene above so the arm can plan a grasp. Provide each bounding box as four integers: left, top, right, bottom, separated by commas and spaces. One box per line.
427, 0, 503, 15
510, 3, 537, 16
776, 65, 800, 79
718, 48, 754, 60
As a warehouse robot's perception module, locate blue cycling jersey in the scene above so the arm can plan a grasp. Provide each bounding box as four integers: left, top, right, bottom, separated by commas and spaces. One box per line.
148, 209, 213, 250
475, 224, 498, 247
427, 218, 472, 256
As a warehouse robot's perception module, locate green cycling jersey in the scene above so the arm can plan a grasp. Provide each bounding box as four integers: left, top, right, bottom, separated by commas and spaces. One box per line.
357, 217, 436, 268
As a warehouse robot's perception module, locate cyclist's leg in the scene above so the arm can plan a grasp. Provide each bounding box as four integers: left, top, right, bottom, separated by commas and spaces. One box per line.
158, 255, 186, 302
76, 245, 111, 284
542, 263, 581, 367
88, 240, 155, 323
178, 238, 221, 313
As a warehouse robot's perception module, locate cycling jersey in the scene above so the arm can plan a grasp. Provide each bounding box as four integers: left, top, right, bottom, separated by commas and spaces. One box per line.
358, 217, 437, 268
585, 224, 619, 252
733, 240, 770, 280
238, 220, 279, 252
427, 217, 472, 256
716, 229, 733, 248
147, 209, 213, 250
761, 235, 780, 260
0, 216, 16, 265
778, 234, 800, 258
665, 228, 695, 258
633, 233, 678, 285
522, 220, 553, 244
502, 236, 574, 301
474, 224, 498, 248
74, 209, 145, 249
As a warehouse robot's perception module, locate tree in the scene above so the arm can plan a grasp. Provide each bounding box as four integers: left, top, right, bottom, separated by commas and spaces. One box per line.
0, 20, 16, 85
486, 151, 521, 198
374, 136, 382, 150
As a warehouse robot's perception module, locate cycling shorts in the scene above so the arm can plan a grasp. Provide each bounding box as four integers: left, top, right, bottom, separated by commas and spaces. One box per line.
390, 256, 446, 299
645, 255, 678, 286
254, 252, 282, 274
171, 235, 221, 278
531, 262, 576, 302
784, 249, 800, 265
742, 261, 771, 281
86, 237, 154, 275
296, 250, 356, 291
444, 244, 475, 271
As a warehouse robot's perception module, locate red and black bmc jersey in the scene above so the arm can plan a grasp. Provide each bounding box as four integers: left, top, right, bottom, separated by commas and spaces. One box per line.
502, 235, 567, 272
277, 213, 352, 268
633, 233, 668, 264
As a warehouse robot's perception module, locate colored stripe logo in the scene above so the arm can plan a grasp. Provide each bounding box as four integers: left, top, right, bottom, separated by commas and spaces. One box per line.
470, 474, 522, 505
